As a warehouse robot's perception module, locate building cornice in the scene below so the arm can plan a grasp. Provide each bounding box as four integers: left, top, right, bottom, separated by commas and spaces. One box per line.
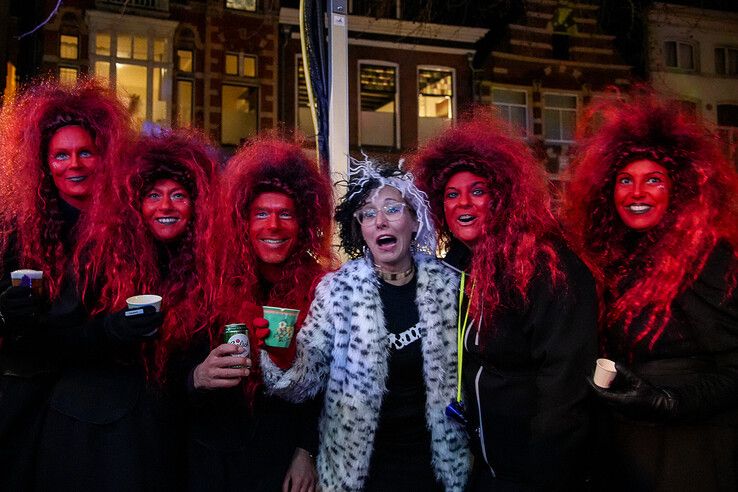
279, 7, 487, 44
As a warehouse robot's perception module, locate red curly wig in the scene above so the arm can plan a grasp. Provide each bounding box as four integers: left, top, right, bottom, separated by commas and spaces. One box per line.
410, 109, 564, 323
561, 89, 738, 352
73, 128, 219, 381
210, 135, 335, 396
0, 77, 132, 299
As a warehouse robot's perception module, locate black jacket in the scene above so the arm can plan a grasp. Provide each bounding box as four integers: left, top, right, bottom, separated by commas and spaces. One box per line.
444, 239, 597, 491
594, 240, 738, 492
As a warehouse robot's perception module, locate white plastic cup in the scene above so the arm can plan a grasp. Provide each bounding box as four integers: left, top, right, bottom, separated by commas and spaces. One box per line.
593, 358, 617, 388
126, 294, 162, 312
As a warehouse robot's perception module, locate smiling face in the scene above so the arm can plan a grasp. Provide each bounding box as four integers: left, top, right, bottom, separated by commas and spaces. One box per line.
443, 170, 491, 247
614, 159, 671, 231
141, 178, 193, 242
47, 125, 100, 209
248, 191, 299, 265
358, 185, 418, 272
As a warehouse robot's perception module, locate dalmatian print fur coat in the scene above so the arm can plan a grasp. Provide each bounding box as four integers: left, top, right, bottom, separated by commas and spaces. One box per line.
261, 254, 471, 491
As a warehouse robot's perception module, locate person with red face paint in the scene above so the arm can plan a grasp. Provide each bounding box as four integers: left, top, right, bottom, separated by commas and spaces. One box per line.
562, 91, 738, 492
0, 78, 132, 491
261, 159, 471, 492
33, 128, 218, 490
410, 112, 597, 491
186, 137, 334, 492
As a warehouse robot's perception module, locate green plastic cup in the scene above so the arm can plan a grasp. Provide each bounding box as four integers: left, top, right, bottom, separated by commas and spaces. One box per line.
262, 306, 300, 348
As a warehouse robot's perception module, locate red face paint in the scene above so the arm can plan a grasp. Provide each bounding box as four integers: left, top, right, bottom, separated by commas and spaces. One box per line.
614, 159, 671, 231
141, 178, 193, 242
248, 192, 299, 265
443, 171, 490, 247
47, 125, 99, 209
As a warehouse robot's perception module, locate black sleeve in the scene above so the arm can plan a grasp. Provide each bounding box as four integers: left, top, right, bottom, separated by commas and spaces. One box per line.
667, 241, 738, 420
528, 246, 598, 488
294, 392, 323, 456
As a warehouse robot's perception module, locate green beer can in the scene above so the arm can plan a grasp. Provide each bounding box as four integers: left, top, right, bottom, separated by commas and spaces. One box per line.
224, 323, 249, 366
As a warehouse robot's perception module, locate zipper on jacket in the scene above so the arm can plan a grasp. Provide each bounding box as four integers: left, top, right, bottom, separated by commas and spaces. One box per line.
475, 365, 496, 478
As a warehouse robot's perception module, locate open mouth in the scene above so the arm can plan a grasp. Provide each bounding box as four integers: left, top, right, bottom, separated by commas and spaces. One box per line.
155, 217, 180, 225
626, 204, 653, 214
457, 214, 476, 224
67, 176, 88, 183
376, 235, 397, 247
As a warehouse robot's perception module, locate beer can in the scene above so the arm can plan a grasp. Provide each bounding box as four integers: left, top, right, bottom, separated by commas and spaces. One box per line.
223, 323, 249, 364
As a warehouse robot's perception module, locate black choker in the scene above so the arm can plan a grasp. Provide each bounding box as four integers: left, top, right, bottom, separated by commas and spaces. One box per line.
375, 264, 415, 282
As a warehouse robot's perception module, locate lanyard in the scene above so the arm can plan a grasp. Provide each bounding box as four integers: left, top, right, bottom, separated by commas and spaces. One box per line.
456, 272, 473, 404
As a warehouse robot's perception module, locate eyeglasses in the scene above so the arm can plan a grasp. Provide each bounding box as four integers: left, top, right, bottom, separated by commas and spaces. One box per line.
354, 202, 408, 225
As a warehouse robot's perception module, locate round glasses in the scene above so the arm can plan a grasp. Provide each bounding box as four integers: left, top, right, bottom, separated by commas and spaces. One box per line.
354, 202, 408, 225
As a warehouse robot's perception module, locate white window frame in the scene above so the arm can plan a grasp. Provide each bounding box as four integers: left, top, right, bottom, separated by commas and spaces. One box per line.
357, 60, 400, 149
663, 40, 697, 72
416, 65, 455, 144
715, 46, 738, 76
542, 91, 578, 144
490, 84, 530, 137
86, 11, 176, 125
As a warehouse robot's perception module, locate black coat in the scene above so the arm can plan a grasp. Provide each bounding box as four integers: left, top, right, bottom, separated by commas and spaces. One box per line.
0, 203, 80, 491
444, 239, 597, 491
594, 240, 738, 492
184, 331, 320, 492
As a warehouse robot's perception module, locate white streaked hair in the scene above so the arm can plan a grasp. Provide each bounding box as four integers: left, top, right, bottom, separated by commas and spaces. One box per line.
347, 154, 436, 255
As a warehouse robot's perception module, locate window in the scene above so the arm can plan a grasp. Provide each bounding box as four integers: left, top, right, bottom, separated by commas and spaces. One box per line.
359, 63, 398, 148
715, 47, 738, 76
296, 57, 315, 138
543, 93, 577, 143
221, 85, 258, 145
492, 88, 528, 136
60, 35, 78, 60
225, 53, 257, 78
88, 15, 175, 127
664, 41, 695, 71
718, 104, 738, 127
177, 49, 193, 72
417, 67, 453, 144
226, 0, 256, 12
176, 49, 194, 127
59, 67, 78, 85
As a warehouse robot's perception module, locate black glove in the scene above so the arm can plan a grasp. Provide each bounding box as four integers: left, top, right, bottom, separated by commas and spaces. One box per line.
0, 285, 44, 336
104, 305, 163, 344
589, 363, 679, 421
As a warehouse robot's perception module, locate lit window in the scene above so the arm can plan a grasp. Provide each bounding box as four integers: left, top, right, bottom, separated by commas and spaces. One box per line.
96, 32, 111, 56
177, 80, 193, 126
60, 35, 78, 60
492, 88, 528, 136
91, 29, 173, 126
177, 50, 193, 72
543, 93, 577, 143
417, 68, 453, 144
359, 63, 397, 148
226, 0, 256, 11
296, 58, 315, 138
715, 47, 738, 76
221, 84, 258, 145
664, 41, 695, 71
59, 67, 78, 85
225, 52, 257, 77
